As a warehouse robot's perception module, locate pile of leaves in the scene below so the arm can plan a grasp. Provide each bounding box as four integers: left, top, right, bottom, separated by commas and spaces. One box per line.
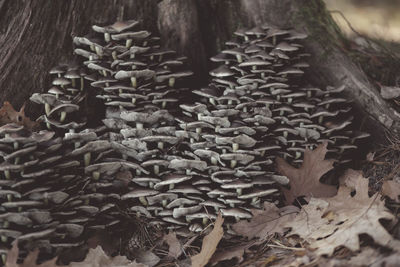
3, 137, 400, 266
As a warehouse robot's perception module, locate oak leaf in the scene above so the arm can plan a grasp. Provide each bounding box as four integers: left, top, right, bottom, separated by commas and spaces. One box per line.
382, 180, 400, 202
162, 231, 182, 259
285, 169, 400, 256
232, 202, 298, 240
0, 102, 39, 130
191, 213, 224, 267
5, 242, 59, 267
276, 142, 337, 204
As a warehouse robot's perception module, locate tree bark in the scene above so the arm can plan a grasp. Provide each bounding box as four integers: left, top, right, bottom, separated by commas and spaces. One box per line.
0, 0, 396, 140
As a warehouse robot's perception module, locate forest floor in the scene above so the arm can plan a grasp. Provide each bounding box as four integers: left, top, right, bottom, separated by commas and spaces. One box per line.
5, 2, 400, 266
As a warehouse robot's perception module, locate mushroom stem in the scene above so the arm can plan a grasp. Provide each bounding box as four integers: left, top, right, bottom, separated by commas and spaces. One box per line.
211, 157, 218, 165
80, 77, 84, 90
112, 51, 117, 60
7, 194, 12, 202
162, 199, 168, 207
126, 39, 132, 48
104, 33, 111, 42
92, 171, 100, 180
84, 152, 91, 167
230, 160, 237, 168
136, 123, 143, 130
168, 77, 176, 87
158, 142, 164, 150
232, 143, 239, 152
60, 111, 67, 122
236, 55, 243, 63
295, 151, 302, 159
1, 236, 7, 243
74, 142, 81, 149
13, 142, 18, 150
195, 127, 202, 134
202, 217, 208, 225
139, 196, 148, 206
162, 101, 167, 109
154, 165, 159, 175
318, 116, 323, 124
136, 170, 141, 175
14, 157, 20, 165
45, 103, 51, 115
1, 254, 5, 265
251, 197, 259, 204
209, 98, 216, 105
4, 171, 10, 179
169, 184, 175, 190
132, 98, 136, 104
236, 188, 242, 195
149, 181, 154, 188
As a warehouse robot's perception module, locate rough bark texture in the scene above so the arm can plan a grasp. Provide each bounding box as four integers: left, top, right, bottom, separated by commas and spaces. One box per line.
0, 0, 397, 139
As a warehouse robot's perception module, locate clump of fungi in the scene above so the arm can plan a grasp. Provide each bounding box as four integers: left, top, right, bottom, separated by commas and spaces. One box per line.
0, 20, 369, 264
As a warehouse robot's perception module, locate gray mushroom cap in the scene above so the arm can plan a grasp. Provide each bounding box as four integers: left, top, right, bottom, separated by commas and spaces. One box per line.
92, 20, 139, 33
154, 174, 192, 190
111, 30, 151, 41
209, 65, 235, 78
168, 159, 207, 171
220, 208, 252, 219
147, 193, 178, 205
121, 189, 158, 200
173, 206, 202, 218
166, 198, 198, 209
237, 189, 278, 199
115, 69, 155, 80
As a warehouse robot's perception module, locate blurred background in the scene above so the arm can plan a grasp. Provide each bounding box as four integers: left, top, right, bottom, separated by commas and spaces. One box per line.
324, 0, 400, 42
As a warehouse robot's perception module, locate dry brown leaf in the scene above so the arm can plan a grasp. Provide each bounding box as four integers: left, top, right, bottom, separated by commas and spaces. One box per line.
5, 242, 59, 267
209, 243, 252, 266
191, 213, 224, 267
382, 180, 400, 202
232, 202, 298, 240
0, 102, 38, 130
163, 231, 182, 259
69, 246, 147, 267
276, 142, 337, 204
286, 169, 400, 256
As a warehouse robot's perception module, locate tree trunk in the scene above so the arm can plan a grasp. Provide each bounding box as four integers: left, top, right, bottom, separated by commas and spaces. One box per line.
0, 0, 396, 140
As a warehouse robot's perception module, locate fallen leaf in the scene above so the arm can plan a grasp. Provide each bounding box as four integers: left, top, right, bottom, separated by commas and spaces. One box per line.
276, 142, 337, 204
128, 250, 159, 267
191, 213, 224, 267
232, 202, 298, 240
286, 169, 400, 256
209, 243, 251, 266
163, 231, 182, 259
69, 246, 147, 267
382, 180, 400, 202
0, 102, 38, 130
5, 242, 59, 267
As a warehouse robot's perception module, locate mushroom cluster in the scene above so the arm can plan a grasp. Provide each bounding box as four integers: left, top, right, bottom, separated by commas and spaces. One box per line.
0, 120, 126, 263
30, 63, 88, 133
71, 21, 204, 234
169, 25, 369, 228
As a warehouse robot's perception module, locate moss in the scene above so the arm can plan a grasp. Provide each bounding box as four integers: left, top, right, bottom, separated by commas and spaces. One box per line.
293, 0, 349, 58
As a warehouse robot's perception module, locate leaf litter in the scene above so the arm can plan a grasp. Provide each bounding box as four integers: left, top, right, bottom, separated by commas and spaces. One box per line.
5, 143, 400, 266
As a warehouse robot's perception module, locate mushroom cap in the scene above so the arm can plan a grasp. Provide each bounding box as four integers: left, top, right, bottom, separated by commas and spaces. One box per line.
209, 65, 235, 78
147, 193, 178, 205
168, 159, 207, 171
92, 20, 139, 33
237, 189, 278, 199
111, 30, 151, 41
154, 174, 192, 190
121, 189, 158, 200
220, 208, 252, 219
